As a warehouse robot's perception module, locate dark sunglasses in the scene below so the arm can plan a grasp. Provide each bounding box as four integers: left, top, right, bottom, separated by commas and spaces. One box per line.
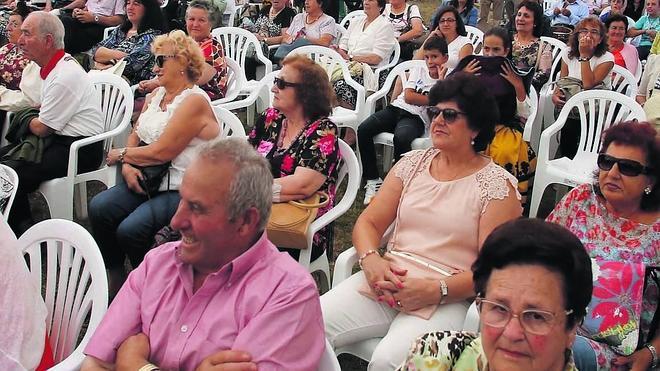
597, 153, 654, 177
426, 107, 468, 123
155, 54, 175, 68
273, 77, 300, 90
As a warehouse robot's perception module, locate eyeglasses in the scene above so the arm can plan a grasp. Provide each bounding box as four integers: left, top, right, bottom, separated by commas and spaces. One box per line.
609, 25, 627, 31
273, 77, 300, 90
439, 17, 457, 23
155, 54, 175, 68
578, 29, 601, 36
426, 107, 467, 123
476, 297, 573, 336
597, 153, 654, 177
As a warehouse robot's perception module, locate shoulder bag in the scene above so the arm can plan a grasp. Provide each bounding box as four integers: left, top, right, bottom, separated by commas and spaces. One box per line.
266, 191, 329, 249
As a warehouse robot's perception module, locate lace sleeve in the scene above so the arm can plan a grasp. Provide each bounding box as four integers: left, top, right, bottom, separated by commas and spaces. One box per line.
476, 164, 522, 214
393, 149, 437, 185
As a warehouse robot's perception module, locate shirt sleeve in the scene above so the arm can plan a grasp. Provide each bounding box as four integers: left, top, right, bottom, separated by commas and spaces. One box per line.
569, 3, 588, 25
408, 4, 422, 20
286, 14, 303, 37
318, 16, 336, 38
113, 0, 126, 16
296, 118, 339, 176
231, 282, 325, 371
83, 260, 145, 363
403, 66, 422, 90
91, 27, 122, 57
634, 16, 646, 29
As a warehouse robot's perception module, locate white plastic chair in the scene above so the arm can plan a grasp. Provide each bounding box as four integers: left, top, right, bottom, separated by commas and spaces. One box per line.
159, 0, 167, 8
374, 42, 401, 83
634, 58, 643, 83
37, 73, 133, 221
20, 219, 109, 371
299, 139, 360, 292
218, 71, 276, 119
211, 57, 245, 105
535, 36, 568, 151
331, 245, 481, 360
290, 46, 366, 156
543, 0, 554, 12
364, 60, 429, 172
0, 164, 18, 219
611, 64, 639, 98
103, 26, 117, 40
334, 23, 348, 47
318, 339, 342, 371
465, 26, 484, 54
212, 105, 247, 138
521, 86, 542, 151
339, 9, 366, 28
528, 90, 646, 217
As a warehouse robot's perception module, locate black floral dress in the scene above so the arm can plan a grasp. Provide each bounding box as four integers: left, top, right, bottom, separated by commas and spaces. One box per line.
248, 107, 340, 260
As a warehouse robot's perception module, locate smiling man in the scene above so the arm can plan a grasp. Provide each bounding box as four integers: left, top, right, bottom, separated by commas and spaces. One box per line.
81, 138, 325, 371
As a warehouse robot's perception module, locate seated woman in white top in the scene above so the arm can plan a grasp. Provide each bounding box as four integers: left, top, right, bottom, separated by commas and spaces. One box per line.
552, 16, 614, 159
332, 0, 396, 108
274, 0, 335, 60
416, 5, 473, 72
89, 30, 222, 297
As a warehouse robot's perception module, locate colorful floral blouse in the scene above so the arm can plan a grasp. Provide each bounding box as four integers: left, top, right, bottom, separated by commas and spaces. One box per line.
198, 37, 228, 101
248, 108, 340, 255
547, 183, 660, 369
0, 43, 29, 91
511, 38, 540, 71
92, 27, 161, 85
399, 331, 578, 371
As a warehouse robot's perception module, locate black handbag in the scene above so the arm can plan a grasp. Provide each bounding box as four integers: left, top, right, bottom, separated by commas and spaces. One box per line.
131, 141, 171, 197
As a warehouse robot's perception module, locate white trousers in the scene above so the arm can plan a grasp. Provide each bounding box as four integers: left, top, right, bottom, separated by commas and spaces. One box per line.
321, 272, 470, 371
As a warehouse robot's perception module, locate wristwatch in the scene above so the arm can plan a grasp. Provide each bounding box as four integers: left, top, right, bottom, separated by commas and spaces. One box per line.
94, 13, 100, 23
578, 56, 591, 62
439, 280, 448, 304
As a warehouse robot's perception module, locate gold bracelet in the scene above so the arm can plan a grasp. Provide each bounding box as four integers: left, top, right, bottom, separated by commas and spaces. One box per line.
138, 363, 160, 371
117, 147, 128, 163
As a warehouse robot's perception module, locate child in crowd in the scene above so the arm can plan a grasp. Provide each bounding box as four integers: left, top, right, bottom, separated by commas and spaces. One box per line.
358, 35, 448, 205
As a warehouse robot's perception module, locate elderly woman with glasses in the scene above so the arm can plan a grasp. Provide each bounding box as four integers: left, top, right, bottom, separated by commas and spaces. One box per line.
399, 218, 593, 371
321, 73, 522, 370
552, 16, 614, 159
89, 30, 222, 298
547, 122, 659, 371
247, 54, 339, 263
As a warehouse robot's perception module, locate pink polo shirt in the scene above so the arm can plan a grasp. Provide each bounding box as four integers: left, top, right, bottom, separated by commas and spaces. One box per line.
84, 233, 325, 370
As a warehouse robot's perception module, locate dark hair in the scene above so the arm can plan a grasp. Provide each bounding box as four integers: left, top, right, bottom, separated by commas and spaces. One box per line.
472, 218, 593, 330
484, 26, 512, 55
428, 72, 498, 151
449, 0, 475, 19
431, 6, 468, 37
376, 0, 386, 13
120, 0, 167, 34
281, 54, 336, 121
604, 13, 629, 30
422, 34, 449, 55
568, 16, 608, 59
11, 1, 32, 20
595, 121, 660, 211
516, 1, 544, 38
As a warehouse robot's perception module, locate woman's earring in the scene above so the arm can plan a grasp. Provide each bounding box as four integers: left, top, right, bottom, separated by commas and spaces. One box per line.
645, 186, 652, 195
180, 70, 185, 75
471, 139, 475, 146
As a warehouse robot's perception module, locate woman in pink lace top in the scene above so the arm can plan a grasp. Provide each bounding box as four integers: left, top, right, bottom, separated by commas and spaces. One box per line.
321, 73, 522, 370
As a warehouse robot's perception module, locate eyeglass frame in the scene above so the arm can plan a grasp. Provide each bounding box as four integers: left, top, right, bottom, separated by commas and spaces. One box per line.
426, 106, 468, 124
475, 296, 574, 336
155, 54, 176, 68
439, 17, 457, 23
597, 153, 654, 177
577, 29, 602, 36
273, 77, 301, 90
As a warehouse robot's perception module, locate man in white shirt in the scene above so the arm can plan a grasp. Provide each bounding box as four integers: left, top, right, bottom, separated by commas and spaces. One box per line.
1, 11, 104, 233
545, 0, 589, 26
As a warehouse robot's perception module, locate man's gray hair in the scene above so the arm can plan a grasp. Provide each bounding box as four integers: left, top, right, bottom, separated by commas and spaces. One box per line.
29, 12, 65, 49
197, 138, 273, 231
186, 0, 221, 28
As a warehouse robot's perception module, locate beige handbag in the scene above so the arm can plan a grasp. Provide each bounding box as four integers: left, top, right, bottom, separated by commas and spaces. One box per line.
266, 191, 329, 249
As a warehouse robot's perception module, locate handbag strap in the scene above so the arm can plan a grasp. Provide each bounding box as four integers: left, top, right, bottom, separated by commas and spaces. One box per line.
287, 191, 330, 209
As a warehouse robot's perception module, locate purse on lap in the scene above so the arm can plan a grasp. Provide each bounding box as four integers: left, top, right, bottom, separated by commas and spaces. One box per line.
266, 191, 329, 249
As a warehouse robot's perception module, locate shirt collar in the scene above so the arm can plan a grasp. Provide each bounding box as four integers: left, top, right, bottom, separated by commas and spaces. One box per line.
40, 49, 65, 80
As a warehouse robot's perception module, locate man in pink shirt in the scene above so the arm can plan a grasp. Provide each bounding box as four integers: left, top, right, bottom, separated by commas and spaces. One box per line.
81, 138, 325, 371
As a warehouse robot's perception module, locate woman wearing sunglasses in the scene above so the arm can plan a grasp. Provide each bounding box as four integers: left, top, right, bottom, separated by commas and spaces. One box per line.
90, 30, 222, 298
546, 121, 659, 371
248, 54, 339, 263
400, 218, 592, 371
322, 73, 522, 370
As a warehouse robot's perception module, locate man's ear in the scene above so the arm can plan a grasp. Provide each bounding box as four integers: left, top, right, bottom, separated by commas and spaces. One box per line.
237, 207, 261, 237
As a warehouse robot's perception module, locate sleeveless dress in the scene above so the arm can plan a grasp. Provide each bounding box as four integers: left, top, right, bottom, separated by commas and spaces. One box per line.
135, 85, 221, 191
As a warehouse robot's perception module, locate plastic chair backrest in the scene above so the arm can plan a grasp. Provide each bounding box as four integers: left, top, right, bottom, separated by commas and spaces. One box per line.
211, 27, 273, 75
611, 64, 639, 98
339, 9, 366, 28
465, 26, 484, 54
90, 73, 134, 154
212, 105, 247, 138
20, 219, 108, 366
318, 339, 342, 371
334, 139, 361, 216
0, 164, 18, 219
539, 36, 567, 83
543, 0, 554, 12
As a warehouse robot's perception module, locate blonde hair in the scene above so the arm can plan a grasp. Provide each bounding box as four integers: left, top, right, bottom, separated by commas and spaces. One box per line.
152, 30, 205, 82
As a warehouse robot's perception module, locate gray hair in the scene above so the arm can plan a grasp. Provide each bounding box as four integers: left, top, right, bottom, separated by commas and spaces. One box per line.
186, 0, 221, 28
197, 138, 273, 231
28, 11, 65, 49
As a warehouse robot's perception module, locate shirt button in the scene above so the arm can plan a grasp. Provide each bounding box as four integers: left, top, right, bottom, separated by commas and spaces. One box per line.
180, 325, 188, 333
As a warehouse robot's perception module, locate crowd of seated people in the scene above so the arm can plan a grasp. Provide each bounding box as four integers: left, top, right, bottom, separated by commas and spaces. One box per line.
1, 1, 660, 370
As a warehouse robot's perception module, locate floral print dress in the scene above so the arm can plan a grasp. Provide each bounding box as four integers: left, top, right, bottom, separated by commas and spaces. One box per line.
91, 28, 161, 85
248, 108, 340, 259
547, 183, 660, 369
0, 43, 29, 90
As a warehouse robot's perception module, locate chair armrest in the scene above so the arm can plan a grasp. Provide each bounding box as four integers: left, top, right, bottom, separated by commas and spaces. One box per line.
332, 247, 358, 288
65, 127, 126, 180
462, 301, 480, 333
49, 347, 85, 371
